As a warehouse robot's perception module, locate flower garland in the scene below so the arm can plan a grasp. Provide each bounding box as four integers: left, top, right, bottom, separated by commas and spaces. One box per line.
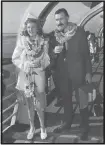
25, 36, 45, 55
23, 35, 47, 66
54, 23, 77, 44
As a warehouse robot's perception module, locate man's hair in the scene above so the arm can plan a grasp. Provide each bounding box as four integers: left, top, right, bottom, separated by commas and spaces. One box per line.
55, 8, 69, 17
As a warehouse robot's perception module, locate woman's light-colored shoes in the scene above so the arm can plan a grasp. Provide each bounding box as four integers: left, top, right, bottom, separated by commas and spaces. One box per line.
27, 128, 35, 140
40, 128, 47, 140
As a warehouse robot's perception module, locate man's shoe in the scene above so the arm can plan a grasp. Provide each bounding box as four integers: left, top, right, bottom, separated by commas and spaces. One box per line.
53, 123, 70, 133
80, 107, 89, 140
80, 131, 89, 141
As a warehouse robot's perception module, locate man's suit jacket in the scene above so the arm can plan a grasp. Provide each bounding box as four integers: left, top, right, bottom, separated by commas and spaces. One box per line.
48, 27, 92, 89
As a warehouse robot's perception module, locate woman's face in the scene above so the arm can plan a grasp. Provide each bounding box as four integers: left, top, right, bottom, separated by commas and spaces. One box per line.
26, 22, 38, 37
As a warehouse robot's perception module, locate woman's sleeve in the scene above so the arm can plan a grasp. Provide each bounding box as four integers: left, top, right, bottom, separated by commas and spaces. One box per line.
12, 37, 25, 69
43, 38, 49, 54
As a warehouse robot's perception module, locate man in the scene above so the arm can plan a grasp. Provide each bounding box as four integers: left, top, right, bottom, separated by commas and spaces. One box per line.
48, 8, 92, 140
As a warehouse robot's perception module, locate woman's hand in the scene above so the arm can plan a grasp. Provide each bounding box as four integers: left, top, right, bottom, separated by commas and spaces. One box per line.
23, 61, 31, 73
23, 60, 41, 73
31, 60, 41, 68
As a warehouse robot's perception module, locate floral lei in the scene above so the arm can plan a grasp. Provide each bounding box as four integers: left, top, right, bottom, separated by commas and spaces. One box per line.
54, 23, 77, 44
24, 36, 46, 58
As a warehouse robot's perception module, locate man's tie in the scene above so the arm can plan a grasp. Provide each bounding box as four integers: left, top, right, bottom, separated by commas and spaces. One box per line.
63, 42, 66, 60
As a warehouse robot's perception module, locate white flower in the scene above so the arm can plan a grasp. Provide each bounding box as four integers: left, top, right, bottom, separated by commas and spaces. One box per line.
40, 37, 45, 46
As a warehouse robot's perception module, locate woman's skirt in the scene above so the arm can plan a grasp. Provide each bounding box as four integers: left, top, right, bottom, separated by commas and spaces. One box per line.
16, 68, 46, 110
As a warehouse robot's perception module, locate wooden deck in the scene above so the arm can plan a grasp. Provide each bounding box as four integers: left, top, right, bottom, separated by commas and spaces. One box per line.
2, 113, 103, 143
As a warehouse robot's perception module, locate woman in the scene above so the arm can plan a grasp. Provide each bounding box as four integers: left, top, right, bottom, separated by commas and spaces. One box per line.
12, 14, 50, 140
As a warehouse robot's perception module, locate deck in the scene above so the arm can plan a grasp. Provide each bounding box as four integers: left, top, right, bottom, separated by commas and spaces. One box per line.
2, 48, 103, 143
3, 112, 103, 143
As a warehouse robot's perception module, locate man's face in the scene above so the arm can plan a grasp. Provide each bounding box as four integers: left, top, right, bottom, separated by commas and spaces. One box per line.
55, 12, 69, 31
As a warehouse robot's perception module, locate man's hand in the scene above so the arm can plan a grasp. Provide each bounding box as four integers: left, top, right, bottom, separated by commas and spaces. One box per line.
54, 46, 63, 53
85, 73, 92, 84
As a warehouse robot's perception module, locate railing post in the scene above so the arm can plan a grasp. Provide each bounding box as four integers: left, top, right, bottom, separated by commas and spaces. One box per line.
10, 100, 19, 126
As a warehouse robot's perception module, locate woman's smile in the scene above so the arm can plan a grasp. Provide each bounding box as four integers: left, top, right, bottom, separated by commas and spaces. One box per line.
27, 22, 38, 36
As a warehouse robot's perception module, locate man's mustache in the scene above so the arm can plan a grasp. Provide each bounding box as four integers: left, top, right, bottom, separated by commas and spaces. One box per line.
58, 23, 63, 26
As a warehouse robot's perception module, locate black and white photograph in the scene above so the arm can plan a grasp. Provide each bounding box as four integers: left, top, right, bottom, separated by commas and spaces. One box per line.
1, 1, 104, 143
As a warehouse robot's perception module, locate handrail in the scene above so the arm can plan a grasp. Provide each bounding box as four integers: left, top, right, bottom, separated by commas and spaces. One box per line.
79, 2, 103, 27
92, 57, 103, 75
2, 59, 18, 132
6, 82, 16, 89
2, 125, 12, 134
92, 48, 103, 70
2, 100, 19, 133
2, 111, 17, 125
2, 100, 19, 125
93, 50, 103, 74
3, 91, 17, 102
3, 100, 18, 114
10, 102, 19, 126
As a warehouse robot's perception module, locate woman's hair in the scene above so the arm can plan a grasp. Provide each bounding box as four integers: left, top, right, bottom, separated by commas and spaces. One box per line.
21, 18, 43, 36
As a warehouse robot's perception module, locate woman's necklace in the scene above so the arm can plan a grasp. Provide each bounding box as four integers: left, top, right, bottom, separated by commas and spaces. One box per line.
25, 36, 45, 55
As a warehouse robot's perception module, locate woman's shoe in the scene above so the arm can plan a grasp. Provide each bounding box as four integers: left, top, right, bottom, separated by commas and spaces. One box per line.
40, 128, 47, 140
27, 128, 35, 140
